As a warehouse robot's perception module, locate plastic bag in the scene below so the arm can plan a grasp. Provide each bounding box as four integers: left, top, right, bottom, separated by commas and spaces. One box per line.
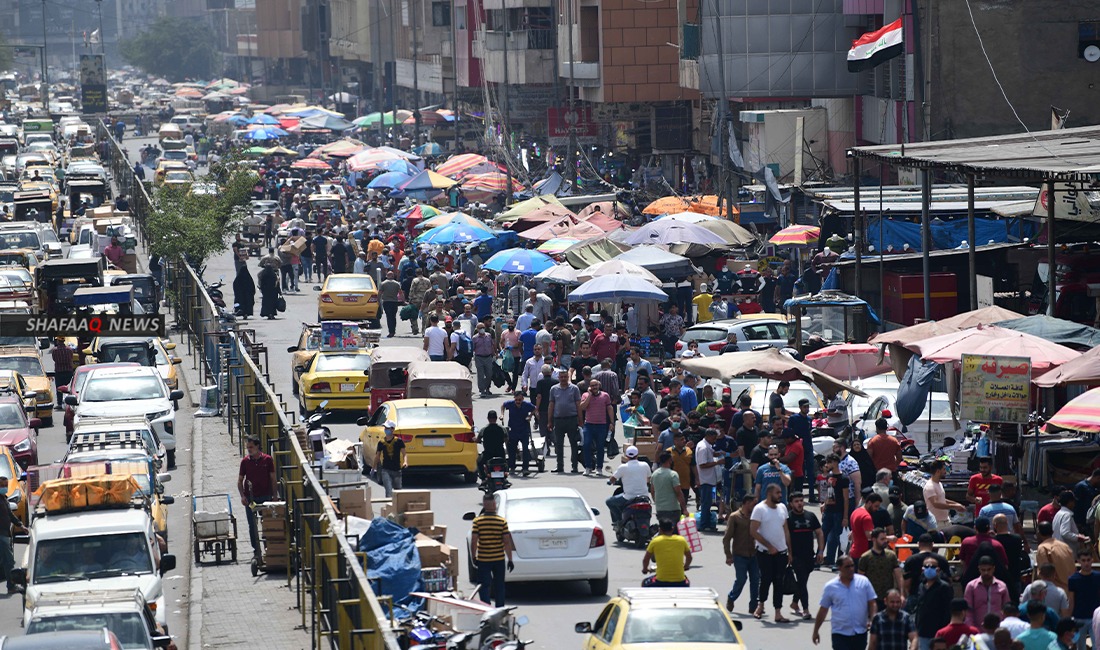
677, 515, 703, 553
782, 565, 798, 595
839, 527, 851, 554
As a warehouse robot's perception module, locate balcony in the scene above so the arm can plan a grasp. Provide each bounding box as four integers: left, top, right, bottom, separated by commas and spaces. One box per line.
482, 29, 555, 51
476, 31, 556, 84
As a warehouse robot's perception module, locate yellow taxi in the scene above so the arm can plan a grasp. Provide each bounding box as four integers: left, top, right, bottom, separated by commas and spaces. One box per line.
0, 249, 38, 271
0, 347, 53, 426
19, 181, 58, 211
81, 337, 182, 391
287, 324, 324, 397
153, 161, 189, 187
0, 445, 28, 530
0, 369, 39, 413
358, 398, 477, 481
296, 348, 372, 415
161, 170, 193, 190
317, 274, 379, 323
575, 588, 747, 650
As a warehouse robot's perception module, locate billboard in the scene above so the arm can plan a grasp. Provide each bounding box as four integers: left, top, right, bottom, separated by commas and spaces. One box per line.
80, 54, 107, 114
547, 107, 599, 146
960, 354, 1032, 424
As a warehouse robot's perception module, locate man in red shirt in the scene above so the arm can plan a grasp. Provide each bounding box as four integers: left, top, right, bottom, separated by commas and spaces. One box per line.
778, 430, 805, 494
958, 517, 1008, 569
238, 436, 278, 558
1037, 491, 1062, 526
849, 492, 882, 559
865, 418, 902, 473
966, 457, 1003, 512
935, 598, 979, 646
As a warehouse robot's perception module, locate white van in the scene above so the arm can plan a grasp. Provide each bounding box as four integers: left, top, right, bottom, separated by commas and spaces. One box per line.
168, 115, 202, 134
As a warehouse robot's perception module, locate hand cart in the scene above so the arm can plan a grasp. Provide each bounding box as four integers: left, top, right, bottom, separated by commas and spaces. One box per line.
192, 493, 238, 565
251, 501, 290, 576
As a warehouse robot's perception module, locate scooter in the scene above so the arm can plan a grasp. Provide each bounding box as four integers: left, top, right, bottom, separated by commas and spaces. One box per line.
641, 566, 691, 588
609, 485, 653, 548
305, 400, 334, 452
479, 457, 510, 495
446, 607, 529, 650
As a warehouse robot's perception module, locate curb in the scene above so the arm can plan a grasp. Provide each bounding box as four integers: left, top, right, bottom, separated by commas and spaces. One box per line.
187, 417, 204, 649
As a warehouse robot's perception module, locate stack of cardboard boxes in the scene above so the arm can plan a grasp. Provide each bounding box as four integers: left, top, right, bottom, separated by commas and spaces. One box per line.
256, 501, 289, 569
379, 490, 459, 586
632, 426, 658, 462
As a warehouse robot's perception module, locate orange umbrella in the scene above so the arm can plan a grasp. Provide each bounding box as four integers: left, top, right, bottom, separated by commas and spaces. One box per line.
643, 196, 691, 215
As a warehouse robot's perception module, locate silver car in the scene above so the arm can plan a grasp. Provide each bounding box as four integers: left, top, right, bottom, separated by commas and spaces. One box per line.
675, 317, 790, 357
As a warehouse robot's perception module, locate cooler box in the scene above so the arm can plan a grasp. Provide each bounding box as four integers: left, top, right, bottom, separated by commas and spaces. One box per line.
883, 272, 958, 326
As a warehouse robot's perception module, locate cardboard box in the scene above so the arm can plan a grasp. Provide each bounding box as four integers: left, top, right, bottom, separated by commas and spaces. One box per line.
393, 490, 431, 514
420, 524, 447, 543
402, 510, 435, 529
280, 236, 307, 256
415, 534, 448, 567
447, 546, 459, 580
337, 487, 373, 519
380, 504, 394, 520
633, 440, 658, 461
256, 501, 288, 519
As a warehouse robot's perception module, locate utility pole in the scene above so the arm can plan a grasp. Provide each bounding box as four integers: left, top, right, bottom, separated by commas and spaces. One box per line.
709, 0, 734, 220
565, 0, 576, 184
501, 17, 513, 202
40, 0, 49, 113
450, 24, 460, 153
95, 0, 105, 56
411, 0, 422, 144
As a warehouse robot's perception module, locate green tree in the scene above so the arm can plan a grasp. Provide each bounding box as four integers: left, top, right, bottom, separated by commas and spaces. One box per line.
120, 17, 217, 81
145, 167, 253, 264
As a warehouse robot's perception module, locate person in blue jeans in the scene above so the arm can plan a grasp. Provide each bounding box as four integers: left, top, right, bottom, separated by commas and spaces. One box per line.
723, 494, 760, 613
820, 453, 850, 567
580, 380, 613, 477
471, 493, 514, 606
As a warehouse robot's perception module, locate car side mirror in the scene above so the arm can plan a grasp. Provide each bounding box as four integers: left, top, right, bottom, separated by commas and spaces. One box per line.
312, 285, 321, 292
56, 385, 68, 394
169, 390, 184, 401
81, 348, 92, 355
157, 472, 172, 484
29, 418, 41, 429
38, 339, 49, 350
732, 620, 743, 631
356, 416, 371, 426
590, 508, 600, 516
462, 512, 476, 521
574, 622, 592, 634
161, 495, 175, 505
287, 346, 299, 353
64, 395, 78, 405
160, 554, 176, 575
172, 357, 181, 364
22, 391, 36, 401
164, 342, 176, 351
152, 635, 173, 649
294, 366, 306, 374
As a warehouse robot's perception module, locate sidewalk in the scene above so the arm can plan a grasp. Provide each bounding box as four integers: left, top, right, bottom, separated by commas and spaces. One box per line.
181, 359, 310, 649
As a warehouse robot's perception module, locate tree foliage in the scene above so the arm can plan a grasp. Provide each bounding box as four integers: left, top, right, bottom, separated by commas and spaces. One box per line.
120, 17, 217, 81
145, 166, 254, 264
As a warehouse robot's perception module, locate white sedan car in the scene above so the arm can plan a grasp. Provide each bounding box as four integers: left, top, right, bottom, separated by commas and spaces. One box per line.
466, 487, 608, 596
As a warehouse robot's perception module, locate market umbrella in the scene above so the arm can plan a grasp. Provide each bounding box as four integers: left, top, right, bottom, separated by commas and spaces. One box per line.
536, 238, 580, 255
347, 148, 404, 172
404, 110, 454, 126
417, 212, 487, 231
264, 146, 299, 156
518, 217, 603, 242
994, 315, 1100, 350
1044, 387, 1100, 434
300, 114, 355, 132
436, 153, 501, 179
310, 139, 367, 158
769, 225, 821, 247
353, 109, 413, 127
643, 196, 691, 216
535, 264, 581, 285
680, 347, 868, 400
400, 169, 459, 191
414, 142, 444, 156
367, 171, 413, 189
495, 195, 565, 222
910, 324, 1080, 374
248, 114, 280, 125
291, 158, 332, 170
577, 259, 661, 286
482, 249, 556, 276
463, 171, 521, 193
415, 222, 496, 245
621, 220, 727, 246
696, 219, 755, 246
243, 127, 287, 140
803, 343, 892, 381
1034, 346, 1100, 388
242, 146, 269, 156
660, 211, 716, 223
568, 275, 669, 303
614, 247, 698, 280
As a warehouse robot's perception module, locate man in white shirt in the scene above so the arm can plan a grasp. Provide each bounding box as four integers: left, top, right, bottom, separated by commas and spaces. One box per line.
422, 314, 449, 361
516, 305, 536, 332
605, 446, 652, 527
922, 459, 964, 527
750, 483, 792, 622
695, 428, 723, 531
519, 344, 546, 393
524, 289, 553, 322
1051, 490, 1087, 556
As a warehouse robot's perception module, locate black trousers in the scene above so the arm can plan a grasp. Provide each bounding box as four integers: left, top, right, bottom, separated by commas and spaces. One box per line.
756, 550, 788, 609
382, 301, 399, 335
792, 555, 815, 611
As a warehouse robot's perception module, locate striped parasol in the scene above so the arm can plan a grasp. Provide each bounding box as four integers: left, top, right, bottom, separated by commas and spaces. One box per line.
536, 238, 580, 254
769, 225, 821, 247
1045, 387, 1100, 434
462, 172, 522, 193
435, 153, 503, 179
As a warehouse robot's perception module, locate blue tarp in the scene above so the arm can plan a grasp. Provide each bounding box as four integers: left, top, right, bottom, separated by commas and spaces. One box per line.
866, 217, 1037, 252
896, 354, 939, 427
358, 517, 423, 619
995, 315, 1100, 349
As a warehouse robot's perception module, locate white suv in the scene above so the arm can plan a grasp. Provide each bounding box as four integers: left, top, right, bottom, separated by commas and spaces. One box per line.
675, 317, 791, 357
168, 115, 202, 134
26, 588, 172, 649
67, 367, 183, 469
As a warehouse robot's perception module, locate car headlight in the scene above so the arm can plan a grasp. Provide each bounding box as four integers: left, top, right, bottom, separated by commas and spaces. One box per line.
147, 410, 171, 421
12, 438, 30, 453
8, 490, 21, 508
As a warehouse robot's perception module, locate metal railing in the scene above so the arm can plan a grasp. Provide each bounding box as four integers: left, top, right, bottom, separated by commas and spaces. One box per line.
95, 121, 399, 650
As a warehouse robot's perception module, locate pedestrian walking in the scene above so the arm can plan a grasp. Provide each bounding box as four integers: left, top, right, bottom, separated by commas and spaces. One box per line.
580, 379, 613, 477
695, 428, 723, 531
232, 260, 256, 318
379, 271, 402, 338
49, 337, 74, 409
238, 436, 278, 559
933, 599, 978, 646
1035, 520, 1075, 591
652, 451, 687, 523
257, 264, 280, 320
820, 453, 851, 567
1068, 548, 1100, 650
812, 555, 878, 649
547, 370, 582, 473
750, 483, 792, 623
788, 491, 824, 620
858, 527, 902, 609
374, 421, 407, 497
471, 493, 514, 607
723, 493, 760, 614
868, 590, 917, 650
963, 556, 1009, 629
472, 323, 498, 397
502, 391, 536, 476
911, 556, 954, 650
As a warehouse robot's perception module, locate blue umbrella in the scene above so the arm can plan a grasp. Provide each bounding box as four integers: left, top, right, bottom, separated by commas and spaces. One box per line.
481, 249, 555, 276
244, 127, 288, 140
568, 275, 669, 303
248, 114, 280, 125
415, 222, 497, 245
226, 114, 249, 126
414, 142, 444, 156
367, 171, 413, 189
374, 158, 418, 174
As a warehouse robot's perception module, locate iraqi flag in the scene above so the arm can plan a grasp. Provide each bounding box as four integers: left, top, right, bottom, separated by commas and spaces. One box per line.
847, 18, 903, 72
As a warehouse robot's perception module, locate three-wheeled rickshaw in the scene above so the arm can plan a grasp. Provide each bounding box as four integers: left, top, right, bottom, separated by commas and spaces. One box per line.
34, 257, 106, 315
405, 360, 475, 425
368, 346, 431, 410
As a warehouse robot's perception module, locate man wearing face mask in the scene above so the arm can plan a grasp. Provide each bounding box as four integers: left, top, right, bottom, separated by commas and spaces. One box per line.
911, 554, 954, 650
473, 323, 499, 398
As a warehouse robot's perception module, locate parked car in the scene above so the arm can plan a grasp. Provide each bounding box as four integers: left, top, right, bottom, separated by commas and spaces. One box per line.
59, 363, 141, 441
25, 588, 173, 649
465, 487, 608, 596
675, 317, 790, 357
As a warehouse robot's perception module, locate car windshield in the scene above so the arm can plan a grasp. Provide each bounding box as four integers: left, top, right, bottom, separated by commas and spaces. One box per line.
82, 376, 165, 402
0, 403, 24, 429
0, 356, 43, 377
622, 607, 737, 644
0, 231, 39, 250
921, 398, 954, 421
681, 327, 729, 344
505, 496, 590, 524
33, 533, 153, 583
397, 406, 464, 427
325, 276, 375, 291
99, 344, 153, 366
0, 271, 32, 287
162, 151, 186, 160
28, 611, 152, 650
314, 354, 371, 372
0, 336, 34, 347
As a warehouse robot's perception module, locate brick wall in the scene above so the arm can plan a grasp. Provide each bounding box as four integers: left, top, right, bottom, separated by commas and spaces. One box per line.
600, 0, 698, 103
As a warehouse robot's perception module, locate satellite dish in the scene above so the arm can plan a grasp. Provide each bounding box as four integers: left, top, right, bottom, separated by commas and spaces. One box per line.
1085, 45, 1100, 62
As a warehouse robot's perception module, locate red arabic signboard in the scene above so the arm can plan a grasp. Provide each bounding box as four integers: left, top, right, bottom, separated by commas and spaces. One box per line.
547, 107, 599, 146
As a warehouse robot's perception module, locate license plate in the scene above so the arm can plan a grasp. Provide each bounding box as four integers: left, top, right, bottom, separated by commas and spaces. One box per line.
539, 538, 567, 549
340, 294, 360, 302
490, 471, 505, 478
340, 383, 356, 392
422, 438, 446, 447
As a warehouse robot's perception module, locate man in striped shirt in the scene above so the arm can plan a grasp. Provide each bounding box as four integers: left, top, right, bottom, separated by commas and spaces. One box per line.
471, 493, 514, 606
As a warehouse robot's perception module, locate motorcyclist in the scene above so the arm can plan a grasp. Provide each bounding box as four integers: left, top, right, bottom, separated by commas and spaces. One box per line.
476, 410, 507, 483
642, 518, 692, 587
605, 445, 652, 529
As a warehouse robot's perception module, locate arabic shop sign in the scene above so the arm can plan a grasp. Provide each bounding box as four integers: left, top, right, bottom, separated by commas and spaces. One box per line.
960, 354, 1031, 424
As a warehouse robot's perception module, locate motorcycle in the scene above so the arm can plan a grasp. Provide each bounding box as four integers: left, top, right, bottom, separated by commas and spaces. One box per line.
641, 566, 691, 588
447, 607, 529, 650
479, 457, 510, 495
305, 400, 334, 455
609, 483, 652, 548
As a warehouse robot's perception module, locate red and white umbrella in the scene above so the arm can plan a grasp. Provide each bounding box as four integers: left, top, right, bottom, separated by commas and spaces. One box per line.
1045, 387, 1100, 434
803, 343, 891, 381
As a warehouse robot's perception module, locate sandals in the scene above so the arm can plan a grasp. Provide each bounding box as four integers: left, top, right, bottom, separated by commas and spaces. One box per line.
774, 615, 791, 623
752, 606, 764, 620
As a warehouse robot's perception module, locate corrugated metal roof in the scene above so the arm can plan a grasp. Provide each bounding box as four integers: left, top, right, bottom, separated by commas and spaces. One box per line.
849, 125, 1100, 181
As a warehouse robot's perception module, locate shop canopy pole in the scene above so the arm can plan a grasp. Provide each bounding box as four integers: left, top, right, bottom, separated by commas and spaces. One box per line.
1046, 179, 1056, 316
921, 168, 932, 320
968, 175, 977, 310
853, 156, 862, 298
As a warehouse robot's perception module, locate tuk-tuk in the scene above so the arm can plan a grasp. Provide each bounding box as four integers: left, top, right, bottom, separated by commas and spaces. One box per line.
368, 347, 431, 410
405, 360, 474, 424
12, 190, 53, 223
109, 274, 159, 314
34, 257, 105, 315
72, 285, 144, 315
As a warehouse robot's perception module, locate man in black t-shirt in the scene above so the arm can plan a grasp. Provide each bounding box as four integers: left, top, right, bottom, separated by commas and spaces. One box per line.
375, 421, 407, 497
476, 410, 508, 480
569, 341, 598, 383
820, 453, 849, 567
901, 534, 951, 596
787, 491, 823, 618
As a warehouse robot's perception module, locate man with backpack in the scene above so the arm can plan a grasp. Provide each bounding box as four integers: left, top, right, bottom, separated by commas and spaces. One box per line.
448, 320, 474, 368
